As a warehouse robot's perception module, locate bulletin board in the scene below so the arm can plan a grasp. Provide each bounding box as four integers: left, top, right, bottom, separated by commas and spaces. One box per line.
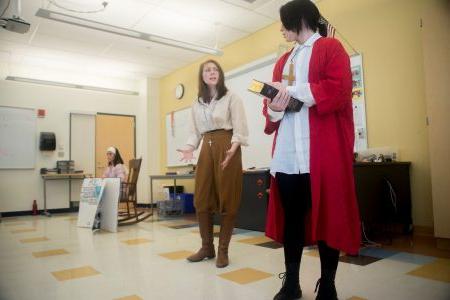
350, 54, 368, 151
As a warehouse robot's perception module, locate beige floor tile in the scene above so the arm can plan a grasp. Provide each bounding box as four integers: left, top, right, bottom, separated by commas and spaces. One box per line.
218, 267, 273, 285
32, 249, 69, 258
159, 250, 195, 260
114, 295, 143, 300
191, 225, 220, 234
162, 220, 197, 227
3, 222, 26, 227
11, 228, 36, 233
3, 214, 450, 300
20, 237, 49, 243
51, 265, 100, 281
237, 236, 273, 245
1, 217, 19, 222
121, 238, 151, 245
407, 258, 450, 283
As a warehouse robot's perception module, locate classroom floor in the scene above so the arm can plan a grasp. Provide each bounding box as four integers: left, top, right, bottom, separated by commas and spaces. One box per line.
1, 213, 449, 300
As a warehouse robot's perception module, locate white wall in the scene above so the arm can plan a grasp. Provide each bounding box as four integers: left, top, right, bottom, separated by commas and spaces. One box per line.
0, 77, 149, 213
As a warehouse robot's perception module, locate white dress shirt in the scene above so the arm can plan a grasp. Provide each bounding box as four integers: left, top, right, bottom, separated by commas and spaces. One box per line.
186, 91, 249, 149
269, 32, 321, 176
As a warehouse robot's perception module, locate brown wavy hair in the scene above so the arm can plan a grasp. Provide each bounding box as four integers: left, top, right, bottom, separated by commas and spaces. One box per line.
197, 59, 228, 103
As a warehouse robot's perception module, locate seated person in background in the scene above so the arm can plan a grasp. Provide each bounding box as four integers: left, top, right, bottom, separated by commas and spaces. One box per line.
102, 146, 128, 181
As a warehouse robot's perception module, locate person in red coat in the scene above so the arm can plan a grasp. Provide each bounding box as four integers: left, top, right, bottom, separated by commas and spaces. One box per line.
263, 1, 361, 299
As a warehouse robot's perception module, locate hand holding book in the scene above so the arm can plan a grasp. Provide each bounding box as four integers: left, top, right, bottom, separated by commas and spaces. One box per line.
248, 80, 303, 112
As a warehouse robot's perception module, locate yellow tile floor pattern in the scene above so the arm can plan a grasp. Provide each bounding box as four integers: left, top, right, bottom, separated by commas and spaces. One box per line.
159, 250, 195, 260
121, 238, 151, 245
114, 295, 143, 300
19, 236, 49, 243
1, 213, 450, 299
237, 235, 273, 245
32, 249, 69, 258
218, 267, 274, 285
407, 258, 450, 283
51, 266, 100, 281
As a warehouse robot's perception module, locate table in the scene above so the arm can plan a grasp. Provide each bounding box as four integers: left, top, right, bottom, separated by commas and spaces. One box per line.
41, 173, 91, 217
148, 174, 195, 210
353, 162, 412, 234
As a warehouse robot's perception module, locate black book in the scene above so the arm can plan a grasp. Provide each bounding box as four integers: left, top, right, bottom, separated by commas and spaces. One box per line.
248, 80, 303, 112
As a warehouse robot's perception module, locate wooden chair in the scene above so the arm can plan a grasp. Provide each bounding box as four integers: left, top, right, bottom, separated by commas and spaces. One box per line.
118, 158, 152, 225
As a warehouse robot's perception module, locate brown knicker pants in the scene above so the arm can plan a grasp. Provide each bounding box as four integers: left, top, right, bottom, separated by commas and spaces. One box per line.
194, 130, 243, 216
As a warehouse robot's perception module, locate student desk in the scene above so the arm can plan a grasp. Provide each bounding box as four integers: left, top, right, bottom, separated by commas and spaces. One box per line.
41, 173, 92, 217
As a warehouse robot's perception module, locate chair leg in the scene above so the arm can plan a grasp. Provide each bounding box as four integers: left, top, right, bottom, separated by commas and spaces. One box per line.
126, 200, 130, 217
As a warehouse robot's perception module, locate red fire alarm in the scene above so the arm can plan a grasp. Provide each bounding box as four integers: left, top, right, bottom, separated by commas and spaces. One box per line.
37, 109, 46, 118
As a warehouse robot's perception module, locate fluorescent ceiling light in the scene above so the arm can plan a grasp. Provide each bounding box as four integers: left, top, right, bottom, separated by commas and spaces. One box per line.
35, 8, 223, 56
5, 76, 139, 96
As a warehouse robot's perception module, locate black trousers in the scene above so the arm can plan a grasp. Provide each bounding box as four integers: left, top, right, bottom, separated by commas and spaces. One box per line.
276, 172, 339, 276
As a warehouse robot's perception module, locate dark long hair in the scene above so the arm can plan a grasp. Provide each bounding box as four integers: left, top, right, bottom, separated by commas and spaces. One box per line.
280, 0, 328, 37
109, 147, 124, 166
197, 59, 228, 103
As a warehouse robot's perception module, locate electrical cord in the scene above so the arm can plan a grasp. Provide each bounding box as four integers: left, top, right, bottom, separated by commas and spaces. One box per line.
383, 177, 398, 213
361, 221, 382, 248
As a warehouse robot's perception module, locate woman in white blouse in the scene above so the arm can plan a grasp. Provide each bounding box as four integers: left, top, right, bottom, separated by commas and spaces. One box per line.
178, 59, 248, 268
102, 147, 128, 182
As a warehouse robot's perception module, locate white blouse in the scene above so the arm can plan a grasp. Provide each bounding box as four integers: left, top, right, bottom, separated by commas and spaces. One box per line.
186, 91, 249, 149
269, 32, 321, 176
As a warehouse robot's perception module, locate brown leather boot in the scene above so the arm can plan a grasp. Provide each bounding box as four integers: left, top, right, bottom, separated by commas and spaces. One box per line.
216, 214, 236, 268
187, 212, 215, 262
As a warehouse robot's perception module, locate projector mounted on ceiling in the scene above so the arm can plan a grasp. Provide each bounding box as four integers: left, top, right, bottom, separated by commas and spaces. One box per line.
0, 0, 30, 34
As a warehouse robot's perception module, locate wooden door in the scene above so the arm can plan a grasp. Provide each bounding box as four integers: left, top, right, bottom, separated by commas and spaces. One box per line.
95, 114, 135, 177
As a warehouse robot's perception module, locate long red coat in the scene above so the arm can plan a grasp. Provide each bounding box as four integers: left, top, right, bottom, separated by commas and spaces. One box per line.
264, 37, 361, 255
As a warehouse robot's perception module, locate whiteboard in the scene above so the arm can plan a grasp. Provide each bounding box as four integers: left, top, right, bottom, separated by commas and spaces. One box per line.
0, 106, 36, 169
226, 62, 275, 169
165, 108, 202, 167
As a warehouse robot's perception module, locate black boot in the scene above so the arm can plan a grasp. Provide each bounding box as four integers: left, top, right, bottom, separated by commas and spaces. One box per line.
273, 262, 302, 300
315, 270, 338, 300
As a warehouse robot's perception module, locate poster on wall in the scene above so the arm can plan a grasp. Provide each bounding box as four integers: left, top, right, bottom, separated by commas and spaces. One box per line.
350, 54, 368, 152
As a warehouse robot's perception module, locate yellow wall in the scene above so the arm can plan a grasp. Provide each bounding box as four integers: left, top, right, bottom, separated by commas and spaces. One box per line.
157, 0, 435, 227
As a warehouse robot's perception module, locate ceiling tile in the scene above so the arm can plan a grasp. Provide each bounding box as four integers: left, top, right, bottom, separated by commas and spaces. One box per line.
45, 0, 156, 28
254, 0, 289, 20
160, 0, 274, 32
30, 33, 107, 56
133, 6, 215, 42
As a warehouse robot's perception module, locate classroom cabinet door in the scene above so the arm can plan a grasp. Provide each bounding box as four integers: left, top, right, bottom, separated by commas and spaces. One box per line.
95, 113, 136, 177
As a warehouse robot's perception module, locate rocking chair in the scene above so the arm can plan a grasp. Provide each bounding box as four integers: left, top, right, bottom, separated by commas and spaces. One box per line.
118, 158, 153, 225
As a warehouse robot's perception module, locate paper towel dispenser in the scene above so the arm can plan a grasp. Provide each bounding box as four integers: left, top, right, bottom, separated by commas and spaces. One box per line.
39, 132, 56, 151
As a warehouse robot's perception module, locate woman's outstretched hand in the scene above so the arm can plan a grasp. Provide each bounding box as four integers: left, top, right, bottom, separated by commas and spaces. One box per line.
177, 146, 195, 162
